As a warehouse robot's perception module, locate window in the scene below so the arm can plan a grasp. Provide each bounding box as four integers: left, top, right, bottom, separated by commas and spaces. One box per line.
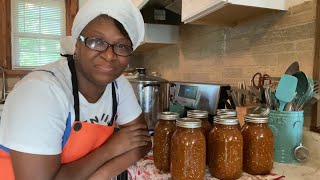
11, 0, 66, 69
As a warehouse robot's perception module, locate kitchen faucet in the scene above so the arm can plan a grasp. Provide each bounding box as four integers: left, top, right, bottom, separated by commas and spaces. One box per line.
0, 67, 6, 103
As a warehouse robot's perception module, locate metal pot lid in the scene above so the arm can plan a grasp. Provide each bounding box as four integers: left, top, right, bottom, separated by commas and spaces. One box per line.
128, 68, 168, 83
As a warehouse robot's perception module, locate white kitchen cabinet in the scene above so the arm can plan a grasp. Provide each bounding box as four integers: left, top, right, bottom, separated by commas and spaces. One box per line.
182, 0, 288, 25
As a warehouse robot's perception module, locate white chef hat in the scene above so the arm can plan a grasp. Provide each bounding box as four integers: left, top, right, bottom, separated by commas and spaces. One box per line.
60, 0, 145, 55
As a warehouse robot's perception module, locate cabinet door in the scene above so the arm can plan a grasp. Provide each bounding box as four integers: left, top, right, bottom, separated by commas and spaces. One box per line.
182, 0, 287, 24
182, 0, 226, 23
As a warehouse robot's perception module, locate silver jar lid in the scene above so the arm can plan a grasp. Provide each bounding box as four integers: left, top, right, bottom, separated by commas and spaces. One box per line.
213, 116, 220, 121
217, 109, 232, 113
244, 114, 269, 123
215, 117, 239, 125
187, 110, 209, 118
157, 112, 180, 120
177, 118, 201, 128
214, 115, 236, 119
216, 109, 237, 116
213, 116, 224, 122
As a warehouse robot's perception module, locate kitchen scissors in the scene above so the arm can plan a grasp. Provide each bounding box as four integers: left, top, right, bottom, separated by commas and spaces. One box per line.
251, 72, 272, 90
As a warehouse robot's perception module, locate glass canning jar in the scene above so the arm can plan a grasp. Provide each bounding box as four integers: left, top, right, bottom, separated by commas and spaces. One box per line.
242, 115, 274, 175
187, 110, 211, 164
153, 112, 179, 172
187, 110, 211, 139
208, 118, 243, 180
170, 118, 206, 180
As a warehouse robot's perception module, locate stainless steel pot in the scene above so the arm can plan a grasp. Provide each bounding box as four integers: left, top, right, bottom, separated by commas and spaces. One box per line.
128, 68, 170, 130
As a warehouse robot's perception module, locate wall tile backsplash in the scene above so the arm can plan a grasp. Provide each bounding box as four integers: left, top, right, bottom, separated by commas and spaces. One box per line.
131, 0, 316, 86
129, 0, 317, 125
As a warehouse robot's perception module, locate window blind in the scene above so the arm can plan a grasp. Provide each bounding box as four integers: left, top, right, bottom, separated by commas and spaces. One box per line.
11, 0, 66, 69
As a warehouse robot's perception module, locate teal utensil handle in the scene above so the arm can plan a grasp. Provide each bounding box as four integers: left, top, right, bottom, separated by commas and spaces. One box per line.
279, 100, 286, 111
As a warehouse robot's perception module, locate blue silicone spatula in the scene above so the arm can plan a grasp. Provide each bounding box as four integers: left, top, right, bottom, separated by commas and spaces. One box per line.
275, 74, 298, 111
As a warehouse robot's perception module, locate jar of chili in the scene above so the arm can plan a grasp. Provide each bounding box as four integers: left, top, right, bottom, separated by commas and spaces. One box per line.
187, 110, 211, 139
208, 118, 243, 179
242, 115, 274, 175
170, 118, 206, 180
187, 110, 211, 164
153, 112, 179, 172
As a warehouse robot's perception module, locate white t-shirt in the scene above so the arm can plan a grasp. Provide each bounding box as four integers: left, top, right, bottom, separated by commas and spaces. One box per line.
0, 58, 142, 155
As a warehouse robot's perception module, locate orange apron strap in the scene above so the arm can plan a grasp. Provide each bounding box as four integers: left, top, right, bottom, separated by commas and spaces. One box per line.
0, 146, 15, 180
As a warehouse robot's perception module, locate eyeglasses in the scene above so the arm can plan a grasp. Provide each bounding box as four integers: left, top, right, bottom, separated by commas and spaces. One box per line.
78, 35, 133, 57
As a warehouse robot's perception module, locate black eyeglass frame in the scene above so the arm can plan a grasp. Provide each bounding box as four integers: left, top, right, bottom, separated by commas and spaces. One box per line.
78, 35, 133, 57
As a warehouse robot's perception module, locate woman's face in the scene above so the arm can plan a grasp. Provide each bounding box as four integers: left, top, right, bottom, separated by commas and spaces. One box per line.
74, 16, 131, 87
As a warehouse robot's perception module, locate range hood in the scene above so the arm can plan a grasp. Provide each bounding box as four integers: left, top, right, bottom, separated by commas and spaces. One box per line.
138, 0, 182, 15
132, 1, 181, 53
131, 0, 180, 53
134, 23, 179, 53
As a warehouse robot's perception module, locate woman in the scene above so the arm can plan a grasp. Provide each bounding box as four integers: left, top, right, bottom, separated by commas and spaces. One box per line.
0, 0, 151, 179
